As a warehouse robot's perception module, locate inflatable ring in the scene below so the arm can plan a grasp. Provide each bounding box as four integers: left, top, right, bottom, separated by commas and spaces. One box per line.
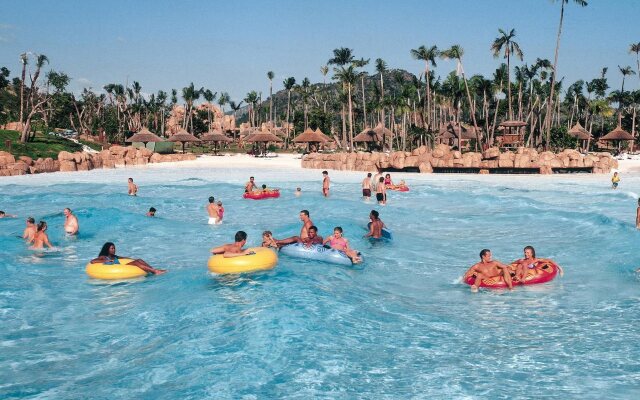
279, 243, 358, 266
85, 258, 147, 280
463, 259, 560, 288
208, 247, 277, 274
243, 190, 280, 200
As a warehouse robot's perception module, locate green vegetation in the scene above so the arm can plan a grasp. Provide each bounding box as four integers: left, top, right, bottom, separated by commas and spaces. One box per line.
0, 130, 102, 160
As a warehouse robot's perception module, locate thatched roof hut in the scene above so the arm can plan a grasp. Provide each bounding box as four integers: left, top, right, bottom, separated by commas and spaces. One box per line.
126, 127, 164, 144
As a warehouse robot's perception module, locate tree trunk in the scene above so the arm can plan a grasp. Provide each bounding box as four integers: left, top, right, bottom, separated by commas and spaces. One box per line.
361, 75, 367, 128
348, 83, 354, 151
461, 67, 481, 151
19, 62, 26, 127
286, 91, 291, 148
507, 52, 513, 121
545, 1, 565, 147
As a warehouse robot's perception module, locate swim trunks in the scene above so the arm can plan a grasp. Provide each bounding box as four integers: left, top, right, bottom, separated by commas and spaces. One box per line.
376, 193, 384, 201
208, 217, 220, 225
362, 189, 371, 197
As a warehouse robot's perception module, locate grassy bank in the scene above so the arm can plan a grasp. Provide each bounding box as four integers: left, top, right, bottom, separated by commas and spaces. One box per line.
0, 130, 102, 160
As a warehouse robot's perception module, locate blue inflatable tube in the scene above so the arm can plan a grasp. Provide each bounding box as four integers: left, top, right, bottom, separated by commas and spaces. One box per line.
279, 243, 358, 266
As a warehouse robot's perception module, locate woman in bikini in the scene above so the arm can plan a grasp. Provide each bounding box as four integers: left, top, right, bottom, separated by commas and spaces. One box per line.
322, 227, 362, 263
30, 221, 55, 250
514, 246, 563, 283
91, 242, 166, 275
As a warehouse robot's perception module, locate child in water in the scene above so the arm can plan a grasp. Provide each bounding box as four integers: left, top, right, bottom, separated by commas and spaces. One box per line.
217, 201, 224, 222
323, 227, 362, 263
612, 172, 620, 189
261, 231, 278, 248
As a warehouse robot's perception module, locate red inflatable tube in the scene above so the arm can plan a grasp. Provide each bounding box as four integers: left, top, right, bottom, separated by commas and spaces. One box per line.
243, 190, 280, 200
463, 260, 560, 288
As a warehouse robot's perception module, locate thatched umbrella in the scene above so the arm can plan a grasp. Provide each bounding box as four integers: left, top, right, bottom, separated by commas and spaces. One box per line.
293, 128, 329, 152
168, 129, 201, 153
126, 127, 165, 147
314, 128, 332, 141
245, 130, 283, 156
600, 125, 634, 151
201, 130, 232, 154
568, 122, 591, 140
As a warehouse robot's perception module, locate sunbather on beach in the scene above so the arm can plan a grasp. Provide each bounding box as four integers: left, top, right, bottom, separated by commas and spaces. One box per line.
211, 231, 254, 258
91, 242, 166, 275
323, 227, 362, 263
466, 249, 513, 292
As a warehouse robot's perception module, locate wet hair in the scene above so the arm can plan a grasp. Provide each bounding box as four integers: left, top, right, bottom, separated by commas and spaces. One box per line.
209, 196, 215, 203
235, 231, 247, 242
333, 226, 343, 233
371, 210, 379, 219
27, 217, 35, 224
479, 249, 491, 259
379, 177, 384, 182
385, 174, 390, 178
0, 211, 4, 216
322, 170, 328, 175
64, 208, 71, 213
149, 207, 156, 213
128, 178, 133, 182
37, 221, 47, 231
98, 242, 115, 257
296, 187, 301, 191
367, 173, 372, 177
262, 184, 267, 189
250, 176, 254, 179
262, 230, 272, 237
300, 210, 309, 217
524, 246, 536, 258
309, 225, 318, 233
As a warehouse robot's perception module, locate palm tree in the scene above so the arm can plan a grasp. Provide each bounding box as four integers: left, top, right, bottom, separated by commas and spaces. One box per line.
544, 0, 588, 147
353, 57, 370, 127
375, 58, 388, 143
202, 89, 217, 129
19, 53, 28, 126
244, 91, 259, 127
181, 82, 202, 133
328, 48, 355, 148
320, 65, 329, 113
440, 45, 481, 149
491, 28, 524, 121
267, 71, 274, 122
283, 77, 296, 147
410, 45, 439, 128
333, 65, 358, 151
217, 92, 230, 114
617, 65, 636, 111
630, 42, 640, 86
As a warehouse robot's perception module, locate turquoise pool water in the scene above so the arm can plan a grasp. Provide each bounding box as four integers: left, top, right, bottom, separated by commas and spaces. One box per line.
1, 166, 640, 399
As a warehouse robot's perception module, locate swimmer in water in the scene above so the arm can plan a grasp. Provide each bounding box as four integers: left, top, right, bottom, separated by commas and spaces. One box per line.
146, 207, 156, 217
63, 208, 79, 235
265, 210, 315, 247
323, 227, 362, 263
636, 198, 640, 230
128, 178, 138, 196
23, 217, 37, 242
217, 201, 224, 222
30, 221, 54, 250
466, 249, 513, 292
206, 196, 221, 225
0, 211, 17, 218
295, 187, 302, 197
376, 177, 387, 205
514, 246, 563, 283
211, 231, 254, 258
91, 242, 166, 275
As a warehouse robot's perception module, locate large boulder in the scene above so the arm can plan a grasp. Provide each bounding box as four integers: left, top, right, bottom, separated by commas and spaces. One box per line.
482, 147, 500, 159
59, 160, 77, 172
418, 162, 433, 173
0, 151, 15, 166
58, 151, 75, 161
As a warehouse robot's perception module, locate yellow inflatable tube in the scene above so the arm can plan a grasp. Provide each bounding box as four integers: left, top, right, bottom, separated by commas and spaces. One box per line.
208, 247, 277, 274
85, 258, 147, 280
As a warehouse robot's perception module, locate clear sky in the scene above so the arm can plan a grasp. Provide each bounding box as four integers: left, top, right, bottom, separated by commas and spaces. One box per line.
1, 0, 638, 102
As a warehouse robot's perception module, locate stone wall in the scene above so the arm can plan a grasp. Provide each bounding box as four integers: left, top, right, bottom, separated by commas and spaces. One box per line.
0, 146, 196, 177
301, 144, 618, 174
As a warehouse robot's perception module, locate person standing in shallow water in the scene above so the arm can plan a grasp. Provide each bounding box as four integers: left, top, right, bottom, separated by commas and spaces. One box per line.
30, 221, 54, 250
322, 171, 330, 197
63, 208, 79, 235
375, 177, 387, 205
23, 217, 36, 241
636, 198, 640, 229
362, 173, 372, 201
612, 172, 620, 189
128, 178, 138, 196
206, 196, 221, 225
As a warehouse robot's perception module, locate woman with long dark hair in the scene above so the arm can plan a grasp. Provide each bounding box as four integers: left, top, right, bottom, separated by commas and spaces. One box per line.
91, 242, 166, 275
